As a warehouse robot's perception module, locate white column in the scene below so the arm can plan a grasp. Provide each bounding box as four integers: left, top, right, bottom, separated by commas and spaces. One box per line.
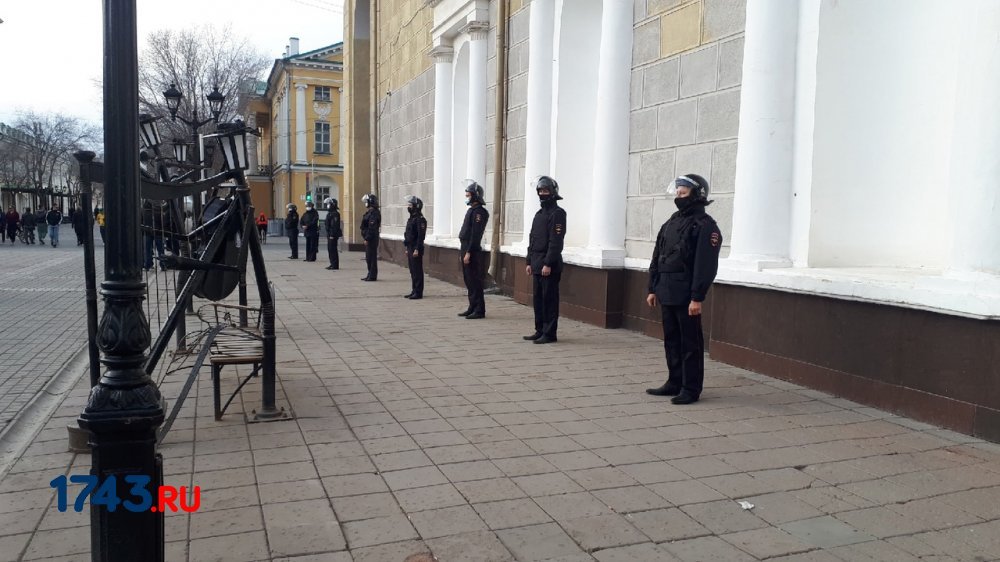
520, 0, 556, 248
466, 22, 489, 185
948, 0, 1000, 275
294, 82, 308, 164
338, 87, 346, 166
728, 0, 799, 269
431, 45, 454, 238
584, 0, 632, 266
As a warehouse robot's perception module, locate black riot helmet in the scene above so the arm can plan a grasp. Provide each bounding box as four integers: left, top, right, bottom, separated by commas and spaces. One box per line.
464, 180, 485, 205
362, 193, 379, 208
668, 173, 710, 201
405, 195, 423, 213
286, 203, 297, 213
323, 197, 338, 210
534, 175, 562, 200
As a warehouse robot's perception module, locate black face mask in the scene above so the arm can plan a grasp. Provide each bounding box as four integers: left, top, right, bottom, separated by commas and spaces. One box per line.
408, 207, 417, 215
674, 197, 696, 212
539, 193, 554, 204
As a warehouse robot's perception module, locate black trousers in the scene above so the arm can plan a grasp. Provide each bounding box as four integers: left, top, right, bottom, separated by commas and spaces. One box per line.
660, 304, 705, 397
407, 249, 424, 296
365, 238, 379, 279
532, 269, 561, 338
462, 251, 485, 314
327, 237, 339, 268
287, 233, 298, 258
305, 234, 319, 261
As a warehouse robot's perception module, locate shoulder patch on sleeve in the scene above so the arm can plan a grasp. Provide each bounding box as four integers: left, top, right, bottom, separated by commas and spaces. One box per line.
710, 232, 721, 247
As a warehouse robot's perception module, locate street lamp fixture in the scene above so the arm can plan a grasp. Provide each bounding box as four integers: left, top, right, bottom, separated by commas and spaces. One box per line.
172, 138, 190, 163
207, 120, 252, 171
163, 83, 183, 120
207, 86, 225, 121
139, 114, 163, 149
203, 142, 216, 167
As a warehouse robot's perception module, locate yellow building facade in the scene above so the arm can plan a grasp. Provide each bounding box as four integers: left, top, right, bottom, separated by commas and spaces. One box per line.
244, 41, 349, 233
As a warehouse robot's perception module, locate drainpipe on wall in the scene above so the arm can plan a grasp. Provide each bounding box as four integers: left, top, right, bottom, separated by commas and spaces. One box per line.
285, 74, 293, 208
488, 0, 510, 284
370, 0, 380, 200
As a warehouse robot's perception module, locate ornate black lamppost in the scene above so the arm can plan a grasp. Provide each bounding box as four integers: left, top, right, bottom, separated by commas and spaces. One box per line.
78, 0, 165, 559
162, 83, 224, 217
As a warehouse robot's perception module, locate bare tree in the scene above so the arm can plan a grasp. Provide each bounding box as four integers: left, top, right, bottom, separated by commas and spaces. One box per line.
4, 111, 99, 208
138, 24, 270, 140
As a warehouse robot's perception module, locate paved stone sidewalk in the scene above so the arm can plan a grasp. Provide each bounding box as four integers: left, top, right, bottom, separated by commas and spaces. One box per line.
0, 230, 103, 432
1, 244, 1000, 561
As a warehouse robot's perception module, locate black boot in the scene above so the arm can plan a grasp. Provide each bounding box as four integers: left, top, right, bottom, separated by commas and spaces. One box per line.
671, 393, 699, 405
645, 384, 680, 397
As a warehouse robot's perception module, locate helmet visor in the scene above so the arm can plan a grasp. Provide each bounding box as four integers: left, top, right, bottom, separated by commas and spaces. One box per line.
667, 175, 705, 197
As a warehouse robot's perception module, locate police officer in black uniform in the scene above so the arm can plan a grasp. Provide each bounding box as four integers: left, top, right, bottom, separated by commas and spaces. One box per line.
301, 200, 320, 262
524, 176, 566, 344
646, 173, 722, 405
403, 195, 427, 299
324, 198, 342, 270
284, 203, 299, 259
458, 181, 489, 319
360, 193, 381, 281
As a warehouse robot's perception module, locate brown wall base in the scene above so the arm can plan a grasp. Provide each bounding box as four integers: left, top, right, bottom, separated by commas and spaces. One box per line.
376, 240, 1000, 441
708, 284, 1000, 442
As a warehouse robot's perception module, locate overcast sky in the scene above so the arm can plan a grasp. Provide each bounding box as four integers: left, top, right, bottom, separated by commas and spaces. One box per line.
0, 0, 344, 127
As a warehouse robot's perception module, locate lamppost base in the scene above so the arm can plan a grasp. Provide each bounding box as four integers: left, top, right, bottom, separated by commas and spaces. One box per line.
66, 425, 90, 453
247, 406, 293, 423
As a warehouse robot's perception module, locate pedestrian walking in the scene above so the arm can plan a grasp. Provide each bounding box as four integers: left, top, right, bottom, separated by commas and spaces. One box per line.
46, 206, 62, 248
21, 208, 37, 244
0, 211, 6, 243
95, 208, 106, 244
523, 176, 566, 343
301, 200, 320, 262
403, 195, 427, 299
284, 203, 300, 259
256, 212, 268, 244
72, 206, 87, 246
3, 207, 17, 244
35, 208, 47, 245
458, 181, 489, 319
360, 193, 381, 281
324, 198, 342, 270
645, 174, 722, 405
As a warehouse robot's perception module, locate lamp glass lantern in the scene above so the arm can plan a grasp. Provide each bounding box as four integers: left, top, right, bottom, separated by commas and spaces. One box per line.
138, 114, 162, 149
202, 142, 216, 168
207, 86, 225, 120
172, 138, 189, 163
211, 121, 250, 171
163, 83, 183, 119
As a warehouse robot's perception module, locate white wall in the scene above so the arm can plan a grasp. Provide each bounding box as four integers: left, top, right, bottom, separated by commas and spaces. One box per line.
807, 0, 960, 268
550, 0, 602, 249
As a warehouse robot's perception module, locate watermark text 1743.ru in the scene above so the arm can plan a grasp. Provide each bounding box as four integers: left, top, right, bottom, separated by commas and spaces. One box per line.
50, 475, 201, 513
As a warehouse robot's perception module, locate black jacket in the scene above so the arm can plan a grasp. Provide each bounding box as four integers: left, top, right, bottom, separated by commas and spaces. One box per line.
528, 201, 566, 272
22, 212, 37, 229
648, 204, 722, 305
325, 209, 342, 238
300, 209, 319, 236
459, 204, 489, 253
284, 211, 299, 233
72, 210, 87, 232
46, 210, 62, 226
360, 208, 381, 241
404, 212, 427, 253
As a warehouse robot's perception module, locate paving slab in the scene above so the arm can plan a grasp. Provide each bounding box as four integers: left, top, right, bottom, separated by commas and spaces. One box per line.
3, 244, 1000, 561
